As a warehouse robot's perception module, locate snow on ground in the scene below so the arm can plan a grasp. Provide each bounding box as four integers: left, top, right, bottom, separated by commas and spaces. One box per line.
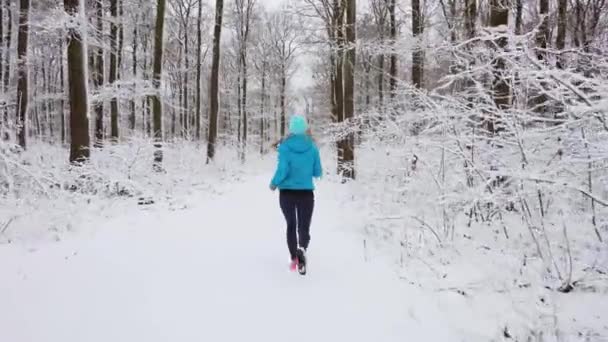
0, 171, 465, 342
1, 143, 607, 341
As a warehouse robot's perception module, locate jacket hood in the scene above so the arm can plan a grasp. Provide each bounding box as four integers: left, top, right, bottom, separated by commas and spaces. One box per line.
282, 134, 314, 153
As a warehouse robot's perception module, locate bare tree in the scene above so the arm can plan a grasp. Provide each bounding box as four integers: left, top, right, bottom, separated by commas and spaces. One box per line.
339, 0, 355, 179
195, 0, 204, 140
411, 0, 423, 88
370, 0, 387, 109
488, 0, 509, 133
387, 0, 396, 97
109, 0, 119, 141
94, 0, 104, 147
207, 0, 224, 162
555, 0, 567, 69
268, 9, 299, 138
152, 0, 167, 170
15, 0, 29, 149
65, 0, 91, 163
234, 0, 256, 160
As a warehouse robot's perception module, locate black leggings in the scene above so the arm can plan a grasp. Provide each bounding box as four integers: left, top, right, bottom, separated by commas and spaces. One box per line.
279, 190, 314, 259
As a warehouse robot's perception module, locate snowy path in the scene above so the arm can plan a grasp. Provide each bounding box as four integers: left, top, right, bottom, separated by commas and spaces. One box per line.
0, 174, 456, 342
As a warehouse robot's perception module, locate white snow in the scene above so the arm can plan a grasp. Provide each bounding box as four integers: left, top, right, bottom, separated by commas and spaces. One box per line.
0, 172, 459, 342
1, 144, 607, 342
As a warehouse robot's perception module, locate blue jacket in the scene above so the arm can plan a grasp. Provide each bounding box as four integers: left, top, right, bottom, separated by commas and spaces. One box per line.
270, 134, 322, 190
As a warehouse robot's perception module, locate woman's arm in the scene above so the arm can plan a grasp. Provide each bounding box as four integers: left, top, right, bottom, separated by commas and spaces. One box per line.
313, 146, 322, 178
270, 144, 289, 187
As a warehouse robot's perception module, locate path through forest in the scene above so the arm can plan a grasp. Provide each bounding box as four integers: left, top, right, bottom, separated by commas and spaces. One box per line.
0, 173, 462, 342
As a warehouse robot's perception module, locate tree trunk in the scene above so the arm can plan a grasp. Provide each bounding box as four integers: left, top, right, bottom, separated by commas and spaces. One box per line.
411, 0, 424, 89
3, 0, 11, 98
152, 0, 166, 170
130, 13, 137, 131
65, 0, 91, 163
555, 0, 567, 69
388, 0, 396, 98
237, 70, 241, 143
280, 64, 286, 137
259, 63, 266, 154
515, 0, 523, 35
464, 0, 476, 39
118, 0, 124, 79
60, 38, 66, 145
109, 0, 119, 141
94, 0, 104, 147
0, 3, 4, 99
183, 26, 189, 137
534, 0, 549, 112
207, 0, 223, 162
241, 53, 248, 160
195, 0, 203, 140
489, 0, 509, 133
15, 0, 29, 150
339, 0, 356, 179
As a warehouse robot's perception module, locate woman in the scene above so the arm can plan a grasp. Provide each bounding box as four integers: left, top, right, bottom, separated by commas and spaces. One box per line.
269, 115, 322, 275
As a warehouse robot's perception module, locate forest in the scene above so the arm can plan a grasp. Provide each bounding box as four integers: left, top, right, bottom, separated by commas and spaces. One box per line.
1, 0, 607, 340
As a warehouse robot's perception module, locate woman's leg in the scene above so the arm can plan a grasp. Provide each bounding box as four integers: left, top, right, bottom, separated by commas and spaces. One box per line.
296, 191, 314, 251
279, 191, 298, 259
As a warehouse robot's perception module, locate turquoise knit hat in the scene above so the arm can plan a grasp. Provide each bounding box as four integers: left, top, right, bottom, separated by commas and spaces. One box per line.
289, 115, 308, 135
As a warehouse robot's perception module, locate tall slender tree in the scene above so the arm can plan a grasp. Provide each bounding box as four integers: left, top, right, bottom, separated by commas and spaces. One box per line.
387, 0, 396, 98
339, 0, 356, 179
555, 0, 567, 69
109, 0, 119, 141
152, 0, 167, 169
489, 0, 509, 133
15, 0, 29, 149
65, 0, 91, 163
195, 0, 204, 140
207, 0, 224, 162
234, 0, 255, 161
534, 0, 549, 112
411, 0, 424, 88
94, 0, 105, 146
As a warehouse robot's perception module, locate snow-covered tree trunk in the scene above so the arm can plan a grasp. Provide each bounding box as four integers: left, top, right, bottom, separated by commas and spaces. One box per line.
555, 0, 567, 69
338, 0, 355, 179
109, 0, 119, 142
207, 0, 223, 162
387, 0, 396, 98
488, 0, 509, 133
94, 0, 104, 147
411, 0, 423, 89
15, 0, 29, 150
65, 0, 91, 163
195, 0, 203, 140
152, 0, 166, 170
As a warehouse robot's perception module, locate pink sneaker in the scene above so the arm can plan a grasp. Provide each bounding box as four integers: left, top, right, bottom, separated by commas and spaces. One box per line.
290, 258, 299, 271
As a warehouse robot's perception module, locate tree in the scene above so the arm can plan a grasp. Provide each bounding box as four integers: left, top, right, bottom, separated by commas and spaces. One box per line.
152, 0, 167, 170
555, 0, 567, 69
268, 9, 298, 138
370, 0, 387, 109
207, 0, 224, 162
534, 0, 549, 112
338, 0, 355, 179
109, 0, 119, 141
411, 0, 423, 88
488, 0, 509, 133
234, 0, 255, 161
15, 0, 29, 150
94, 0, 104, 147
195, 0, 204, 140
65, 0, 91, 163
387, 0, 396, 98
